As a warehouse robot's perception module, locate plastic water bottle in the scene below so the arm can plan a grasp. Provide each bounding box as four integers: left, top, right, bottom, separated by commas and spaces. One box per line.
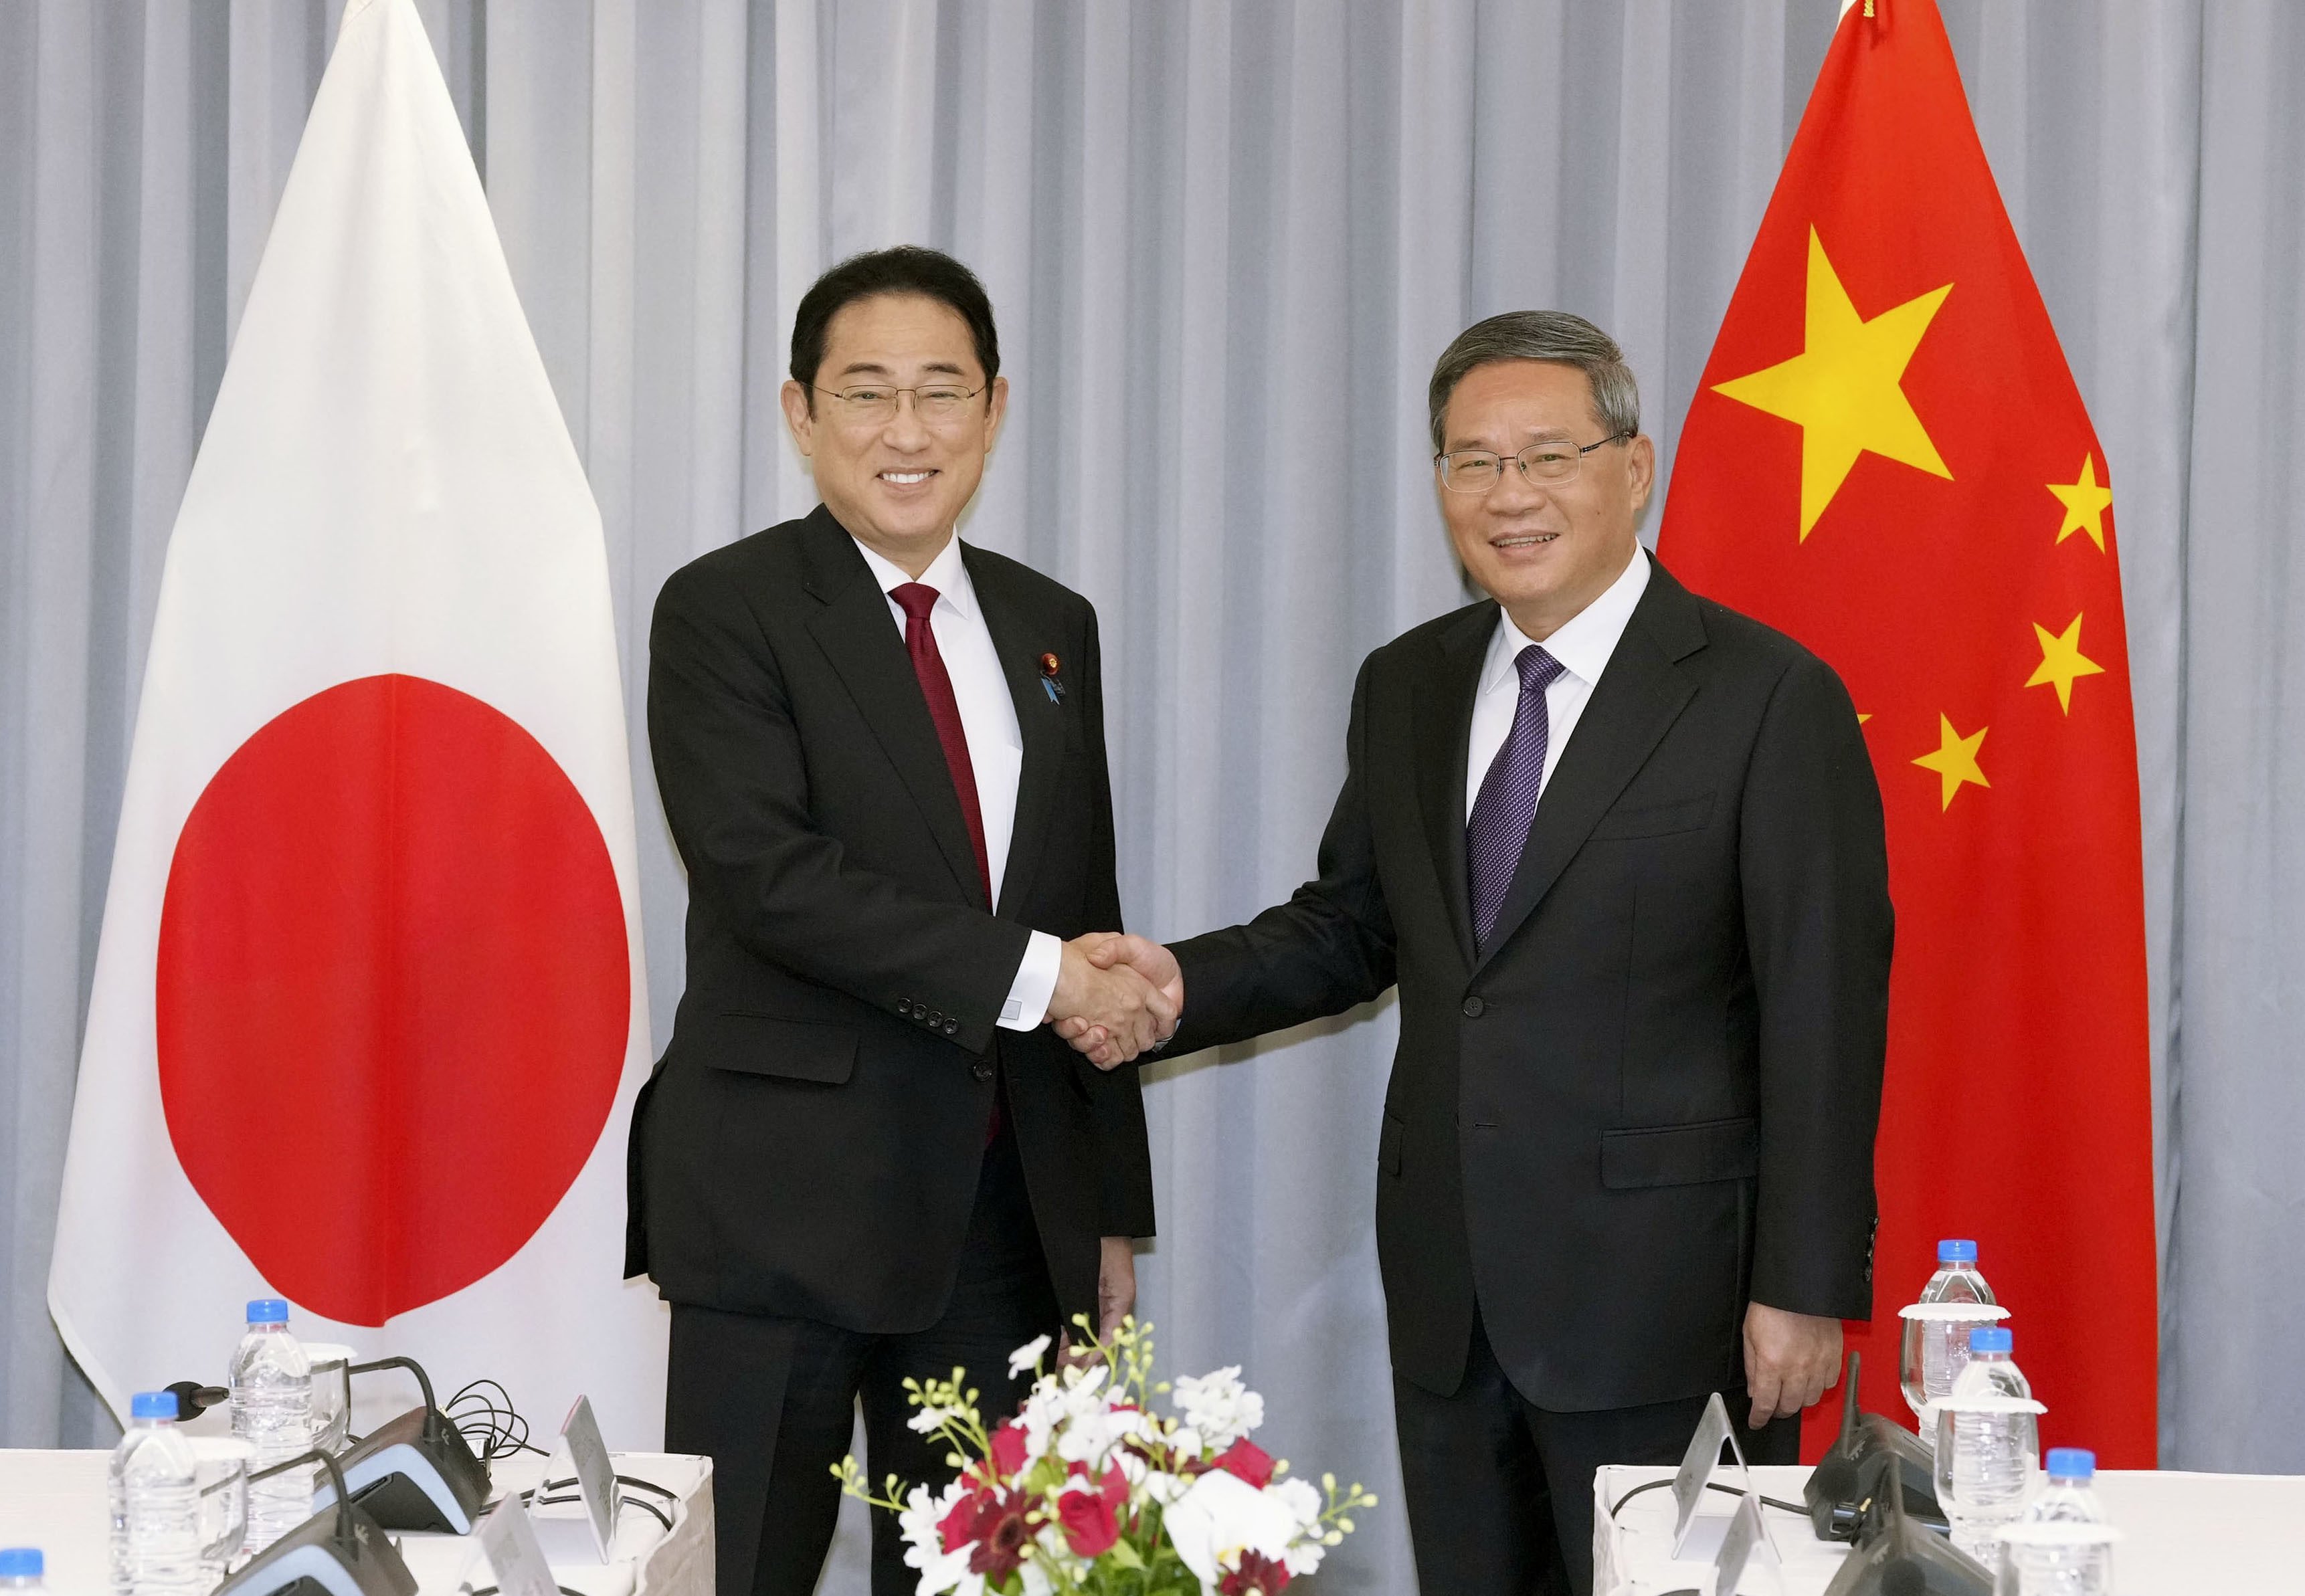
0, 1549, 45, 1592
1942, 1327, 2039, 1560
1999, 1448, 2111, 1595
1901, 1239, 1998, 1416
109, 1393, 203, 1596
229, 1298, 314, 1552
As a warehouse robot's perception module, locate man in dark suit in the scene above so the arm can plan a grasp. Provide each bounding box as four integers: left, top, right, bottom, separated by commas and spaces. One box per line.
1069, 312, 1892, 1594
630, 247, 1173, 1596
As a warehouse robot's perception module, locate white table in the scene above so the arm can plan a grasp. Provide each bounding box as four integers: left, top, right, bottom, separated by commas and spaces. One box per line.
0, 1449, 713, 1596
1595, 1462, 2299, 1596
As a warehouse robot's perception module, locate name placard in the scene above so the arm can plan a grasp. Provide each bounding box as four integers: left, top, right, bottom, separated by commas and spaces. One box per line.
476, 1492, 558, 1596
559, 1394, 618, 1561
1669, 1391, 1752, 1556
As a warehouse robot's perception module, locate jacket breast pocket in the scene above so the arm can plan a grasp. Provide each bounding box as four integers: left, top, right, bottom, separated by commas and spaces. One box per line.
1599, 1115, 1757, 1189
701, 1012, 858, 1085
1590, 790, 1715, 840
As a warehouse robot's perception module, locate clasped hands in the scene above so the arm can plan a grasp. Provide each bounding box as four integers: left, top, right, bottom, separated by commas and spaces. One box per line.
1044, 934, 1183, 1068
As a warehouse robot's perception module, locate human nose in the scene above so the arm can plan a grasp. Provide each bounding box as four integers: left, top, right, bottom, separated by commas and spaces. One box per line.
880, 390, 933, 450
1486, 455, 1551, 512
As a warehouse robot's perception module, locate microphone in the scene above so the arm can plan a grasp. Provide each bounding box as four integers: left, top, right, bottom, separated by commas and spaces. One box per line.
308, 1356, 490, 1534
163, 1381, 229, 1421
1801, 1351, 1948, 1541
1831, 1452, 1991, 1596
216, 1446, 417, 1596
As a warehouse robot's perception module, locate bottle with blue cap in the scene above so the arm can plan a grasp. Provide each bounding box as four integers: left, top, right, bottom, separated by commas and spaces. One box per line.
108, 1391, 203, 1596
2001, 1447, 2112, 1594
1900, 1238, 1999, 1419
1938, 1326, 2039, 1561
228, 1298, 313, 1553
0, 1548, 45, 1591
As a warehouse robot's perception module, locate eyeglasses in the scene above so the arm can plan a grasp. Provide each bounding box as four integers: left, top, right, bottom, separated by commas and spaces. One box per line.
811, 383, 989, 426
1435, 433, 1632, 492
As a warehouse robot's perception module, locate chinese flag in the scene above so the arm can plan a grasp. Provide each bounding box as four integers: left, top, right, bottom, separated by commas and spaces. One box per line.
1657, 0, 2156, 1464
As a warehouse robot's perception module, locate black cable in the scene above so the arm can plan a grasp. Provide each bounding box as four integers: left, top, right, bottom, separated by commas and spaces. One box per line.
444, 1378, 545, 1461
537, 1473, 680, 1501
1607, 1478, 1807, 1520
461, 1585, 589, 1595
527, 1491, 674, 1534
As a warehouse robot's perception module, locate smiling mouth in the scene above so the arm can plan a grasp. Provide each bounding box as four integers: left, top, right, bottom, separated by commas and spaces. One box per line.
1492, 531, 1561, 549
879, 468, 937, 486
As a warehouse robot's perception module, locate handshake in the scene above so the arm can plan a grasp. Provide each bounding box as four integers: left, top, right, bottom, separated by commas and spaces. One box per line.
1044, 934, 1184, 1069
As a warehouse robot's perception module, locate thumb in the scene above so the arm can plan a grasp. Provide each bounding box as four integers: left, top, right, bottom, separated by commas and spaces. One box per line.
1085, 934, 1131, 969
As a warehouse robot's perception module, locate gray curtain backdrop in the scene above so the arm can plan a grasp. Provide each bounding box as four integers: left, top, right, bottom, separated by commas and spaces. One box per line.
4, 0, 2300, 1587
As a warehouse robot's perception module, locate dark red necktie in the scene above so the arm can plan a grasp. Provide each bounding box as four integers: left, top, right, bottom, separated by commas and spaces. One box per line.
891, 583, 992, 906
893, 583, 1004, 1141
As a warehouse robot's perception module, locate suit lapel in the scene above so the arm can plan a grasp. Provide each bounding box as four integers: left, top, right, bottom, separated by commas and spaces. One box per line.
799, 510, 984, 904
1412, 604, 1497, 973
1473, 564, 1709, 975
965, 544, 1062, 920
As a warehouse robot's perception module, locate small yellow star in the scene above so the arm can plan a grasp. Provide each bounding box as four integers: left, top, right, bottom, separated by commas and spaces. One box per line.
2047, 454, 2114, 550
1712, 228, 1954, 540
1913, 714, 1990, 810
2026, 614, 2106, 713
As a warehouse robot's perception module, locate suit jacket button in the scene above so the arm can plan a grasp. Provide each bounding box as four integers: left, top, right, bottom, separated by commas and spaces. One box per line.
943, 1019, 959, 1037
972, 1060, 994, 1082
927, 1009, 943, 1025
1461, 996, 1486, 1018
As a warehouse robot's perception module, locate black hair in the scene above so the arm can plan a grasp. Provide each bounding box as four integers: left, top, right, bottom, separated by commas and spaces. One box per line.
789, 246, 1001, 403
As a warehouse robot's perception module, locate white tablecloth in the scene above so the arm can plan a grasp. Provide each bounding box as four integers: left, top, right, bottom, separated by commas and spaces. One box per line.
1594, 1462, 2300, 1596
0, 1449, 713, 1596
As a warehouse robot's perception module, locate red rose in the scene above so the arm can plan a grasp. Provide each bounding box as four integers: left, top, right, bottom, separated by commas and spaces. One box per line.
1214, 1437, 1275, 1490
987, 1419, 1031, 1481
1058, 1484, 1119, 1557
1219, 1551, 1293, 1594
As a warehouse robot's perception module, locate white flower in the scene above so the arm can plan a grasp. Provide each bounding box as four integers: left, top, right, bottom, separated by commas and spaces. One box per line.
1172, 1367, 1265, 1452
1007, 1334, 1053, 1378
1140, 1469, 1192, 1506
1162, 1470, 1307, 1595
1271, 1478, 1325, 1575
898, 1480, 976, 1595
1018, 1557, 1054, 1596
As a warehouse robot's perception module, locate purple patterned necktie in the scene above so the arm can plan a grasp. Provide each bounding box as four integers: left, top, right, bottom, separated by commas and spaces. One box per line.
1467, 643, 1566, 952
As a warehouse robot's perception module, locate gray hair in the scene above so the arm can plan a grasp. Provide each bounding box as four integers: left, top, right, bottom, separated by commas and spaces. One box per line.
1426, 311, 1641, 454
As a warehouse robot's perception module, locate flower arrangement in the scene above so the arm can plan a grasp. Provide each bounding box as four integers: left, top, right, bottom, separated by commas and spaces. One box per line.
836, 1315, 1376, 1595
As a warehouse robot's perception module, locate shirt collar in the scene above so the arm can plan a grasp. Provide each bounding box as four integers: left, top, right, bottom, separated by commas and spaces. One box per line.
1480, 544, 1653, 695
851, 533, 979, 623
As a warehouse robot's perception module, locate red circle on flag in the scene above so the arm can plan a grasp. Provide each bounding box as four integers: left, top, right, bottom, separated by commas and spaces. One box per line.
156, 674, 630, 1326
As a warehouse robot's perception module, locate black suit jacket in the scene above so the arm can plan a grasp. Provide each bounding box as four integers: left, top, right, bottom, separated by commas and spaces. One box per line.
627, 506, 1155, 1333
1167, 560, 1891, 1410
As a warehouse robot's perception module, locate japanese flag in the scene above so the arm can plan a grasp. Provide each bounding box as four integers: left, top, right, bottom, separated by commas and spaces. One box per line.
48, 0, 665, 1446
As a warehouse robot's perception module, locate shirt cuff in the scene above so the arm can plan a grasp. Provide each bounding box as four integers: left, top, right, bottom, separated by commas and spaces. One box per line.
999, 930, 1065, 1030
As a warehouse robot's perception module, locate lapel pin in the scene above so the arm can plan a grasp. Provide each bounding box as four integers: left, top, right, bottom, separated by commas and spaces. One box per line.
1039, 652, 1065, 702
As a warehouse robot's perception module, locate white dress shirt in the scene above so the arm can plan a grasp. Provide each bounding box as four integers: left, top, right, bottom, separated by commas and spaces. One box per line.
852, 536, 1063, 1030
1465, 544, 1653, 819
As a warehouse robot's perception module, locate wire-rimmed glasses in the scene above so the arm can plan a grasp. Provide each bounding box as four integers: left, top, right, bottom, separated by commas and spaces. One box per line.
810, 383, 989, 426
1435, 432, 1631, 492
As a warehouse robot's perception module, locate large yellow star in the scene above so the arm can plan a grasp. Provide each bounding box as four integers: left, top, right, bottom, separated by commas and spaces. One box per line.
2047, 454, 2114, 549
1713, 229, 1954, 540
1913, 714, 1990, 810
2026, 614, 2106, 713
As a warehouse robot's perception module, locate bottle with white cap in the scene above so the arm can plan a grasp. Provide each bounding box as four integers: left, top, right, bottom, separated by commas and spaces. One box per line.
108, 1392, 203, 1596
1901, 1239, 1998, 1419
1997, 1448, 2112, 1595
229, 1298, 313, 1553
0, 1549, 45, 1592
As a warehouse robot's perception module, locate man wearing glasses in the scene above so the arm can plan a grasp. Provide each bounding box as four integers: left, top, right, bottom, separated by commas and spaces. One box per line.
630, 247, 1167, 1596
1069, 312, 1893, 1593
